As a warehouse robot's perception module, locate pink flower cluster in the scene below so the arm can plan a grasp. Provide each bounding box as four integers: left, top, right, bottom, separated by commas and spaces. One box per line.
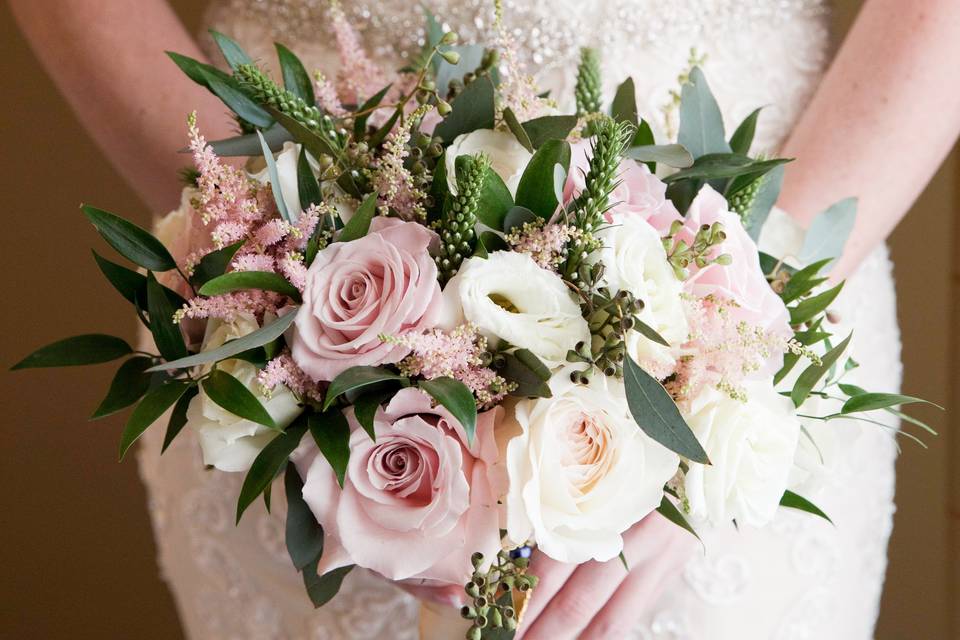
257, 350, 325, 402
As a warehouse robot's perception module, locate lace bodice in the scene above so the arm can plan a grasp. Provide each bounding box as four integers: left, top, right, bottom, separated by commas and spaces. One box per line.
135, 1, 901, 638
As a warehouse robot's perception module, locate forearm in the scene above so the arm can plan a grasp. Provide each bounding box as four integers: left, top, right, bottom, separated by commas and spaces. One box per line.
778, 0, 960, 279
9, 0, 236, 214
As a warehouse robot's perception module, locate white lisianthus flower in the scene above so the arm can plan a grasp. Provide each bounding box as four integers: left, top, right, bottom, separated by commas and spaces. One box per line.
683, 381, 802, 527
445, 129, 532, 197
186, 314, 303, 472
595, 213, 688, 377
502, 368, 680, 563
439, 252, 590, 365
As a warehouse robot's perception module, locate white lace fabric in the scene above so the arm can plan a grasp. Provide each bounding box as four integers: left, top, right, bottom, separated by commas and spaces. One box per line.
136, 1, 902, 637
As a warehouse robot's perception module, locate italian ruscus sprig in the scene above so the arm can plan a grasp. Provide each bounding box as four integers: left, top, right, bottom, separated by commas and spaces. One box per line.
461, 548, 538, 639
436, 153, 489, 283
574, 47, 602, 118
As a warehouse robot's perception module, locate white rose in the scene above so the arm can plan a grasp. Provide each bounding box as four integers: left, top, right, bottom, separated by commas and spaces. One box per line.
186, 314, 303, 472
503, 369, 680, 563
440, 252, 590, 365
595, 213, 688, 377
445, 129, 532, 197
683, 382, 801, 527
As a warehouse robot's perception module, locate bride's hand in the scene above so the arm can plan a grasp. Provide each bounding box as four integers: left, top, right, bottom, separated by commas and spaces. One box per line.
515, 512, 697, 640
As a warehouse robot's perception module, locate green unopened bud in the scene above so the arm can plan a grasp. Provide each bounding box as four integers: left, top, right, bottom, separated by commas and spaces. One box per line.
440, 50, 461, 65
467, 625, 482, 640
715, 253, 733, 266
437, 99, 453, 116
440, 31, 459, 45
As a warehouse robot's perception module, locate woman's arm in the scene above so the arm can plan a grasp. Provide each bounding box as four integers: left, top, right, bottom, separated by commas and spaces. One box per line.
9, 0, 236, 214
778, 0, 960, 279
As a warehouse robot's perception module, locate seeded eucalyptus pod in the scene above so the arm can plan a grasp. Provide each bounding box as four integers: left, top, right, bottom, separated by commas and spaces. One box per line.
436, 153, 490, 282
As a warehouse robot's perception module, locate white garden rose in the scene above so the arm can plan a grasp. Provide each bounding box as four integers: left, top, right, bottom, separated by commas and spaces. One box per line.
445, 129, 532, 197
683, 381, 802, 527
439, 252, 590, 365
595, 213, 688, 377
186, 314, 303, 472
502, 369, 680, 563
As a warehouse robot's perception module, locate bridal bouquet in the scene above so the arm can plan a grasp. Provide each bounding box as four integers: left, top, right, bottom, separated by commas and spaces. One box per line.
13, 4, 936, 638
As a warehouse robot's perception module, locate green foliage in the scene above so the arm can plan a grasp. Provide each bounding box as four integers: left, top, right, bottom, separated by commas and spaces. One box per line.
302, 562, 354, 609
418, 377, 478, 444
514, 140, 571, 220
436, 154, 490, 281
677, 66, 729, 158
625, 144, 693, 169
791, 333, 852, 407
728, 108, 762, 155
91, 356, 154, 419
119, 381, 193, 460
146, 273, 188, 362
297, 148, 322, 209
780, 490, 833, 524
656, 495, 702, 543
337, 192, 379, 242
237, 414, 309, 523
433, 76, 496, 143
209, 30, 253, 70
476, 169, 513, 230
162, 386, 199, 453
574, 47, 602, 117
82, 205, 177, 272
275, 43, 315, 104
309, 410, 351, 487
206, 126, 292, 157
92, 250, 147, 304
284, 462, 325, 571
257, 129, 293, 222
199, 270, 301, 300
202, 369, 277, 430
502, 107, 533, 152
494, 349, 552, 398
520, 115, 578, 149
353, 391, 392, 439
12, 334, 132, 370
789, 282, 844, 325
189, 241, 244, 288
322, 366, 409, 411
797, 198, 858, 267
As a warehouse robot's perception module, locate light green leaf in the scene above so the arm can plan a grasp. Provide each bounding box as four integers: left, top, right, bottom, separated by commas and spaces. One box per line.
147, 273, 188, 362
678, 67, 729, 158
841, 392, 943, 414
91, 356, 154, 419
624, 356, 709, 463
789, 282, 844, 325
435, 44, 486, 96
266, 107, 339, 160
284, 462, 324, 570
633, 319, 670, 347
418, 377, 478, 444
521, 115, 578, 149
309, 410, 351, 487
302, 562, 354, 608
791, 333, 852, 407
199, 270, 301, 299
166, 51, 231, 88
82, 205, 176, 272
322, 366, 409, 411
797, 198, 858, 267
625, 144, 694, 169
257, 129, 293, 222
663, 154, 789, 183
728, 108, 762, 155
202, 369, 277, 430
206, 126, 292, 157
119, 381, 192, 460
12, 334, 132, 370
275, 43, 315, 104
162, 385, 199, 453
515, 139, 571, 220
338, 191, 379, 242
780, 490, 833, 525
236, 414, 308, 523
433, 76, 496, 143
780, 259, 832, 304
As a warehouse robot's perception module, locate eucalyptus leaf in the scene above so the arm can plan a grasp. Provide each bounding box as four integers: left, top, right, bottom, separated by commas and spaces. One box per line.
728, 108, 762, 155
92, 250, 147, 304
161, 385, 199, 453
276, 43, 315, 104
657, 495, 702, 543
791, 333, 852, 407
433, 76, 496, 142
322, 366, 409, 411
147, 273, 188, 361
419, 377, 478, 444
12, 334, 132, 370
502, 206, 539, 234
202, 369, 277, 430
302, 562, 354, 608
553, 163, 567, 204
338, 191, 379, 242
663, 154, 789, 184
633, 319, 670, 347
497, 349, 552, 398
257, 129, 293, 222
209, 30, 253, 70
309, 410, 352, 487
119, 381, 192, 460
625, 144, 694, 169
91, 356, 154, 419
236, 414, 309, 523
205, 126, 292, 157
624, 356, 709, 463
677, 67, 729, 158
503, 107, 534, 153
797, 198, 858, 267
515, 139, 571, 220
435, 44, 486, 97
199, 270, 301, 300
284, 462, 325, 570
780, 490, 833, 524
82, 205, 176, 272
520, 115, 578, 149
190, 242, 244, 287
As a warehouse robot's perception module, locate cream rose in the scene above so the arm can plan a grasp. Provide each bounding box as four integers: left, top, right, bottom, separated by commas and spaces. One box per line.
503, 369, 680, 563
186, 314, 303, 472
594, 213, 688, 378
445, 129, 532, 197
683, 381, 801, 527
439, 252, 589, 365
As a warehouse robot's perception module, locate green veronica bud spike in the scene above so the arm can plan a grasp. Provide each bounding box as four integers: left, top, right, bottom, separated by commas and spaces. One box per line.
575, 47, 603, 117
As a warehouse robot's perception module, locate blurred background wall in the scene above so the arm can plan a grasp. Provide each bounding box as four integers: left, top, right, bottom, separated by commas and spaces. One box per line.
0, 1, 956, 638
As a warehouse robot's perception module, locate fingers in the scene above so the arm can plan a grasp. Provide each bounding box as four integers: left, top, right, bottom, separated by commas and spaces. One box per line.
513, 551, 577, 639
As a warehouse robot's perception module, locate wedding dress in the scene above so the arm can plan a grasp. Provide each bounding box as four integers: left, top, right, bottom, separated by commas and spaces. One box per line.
136, 1, 903, 637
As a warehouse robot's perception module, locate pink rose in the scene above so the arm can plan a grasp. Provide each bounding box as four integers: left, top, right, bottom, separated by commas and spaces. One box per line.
290, 218, 442, 381
299, 388, 506, 585
563, 140, 681, 234
679, 186, 791, 350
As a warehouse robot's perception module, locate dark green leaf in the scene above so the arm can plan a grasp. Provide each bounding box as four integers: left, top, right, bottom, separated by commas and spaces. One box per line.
148, 310, 298, 372
503, 107, 534, 152
633, 319, 670, 347
497, 349, 552, 398
202, 369, 277, 430
206, 126, 292, 156
353, 84, 392, 137
515, 139, 571, 220
502, 206, 539, 234
147, 273, 188, 361
275, 43, 315, 104
119, 381, 191, 460
625, 144, 693, 169
302, 562, 354, 608
199, 270, 301, 299
433, 76, 496, 142
435, 44, 486, 96
91, 357, 154, 419
368, 109, 401, 148
353, 391, 391, 440
309, 410, 351, 487
791, 333, 852, 407
475, 168, 513, 229
323, 366, 409, 410
297, 148, 322, 210
266, 107, 339, 159
92, 250, 147, 304
841, 392, 942, 414
237, 414, 308, 523
611, 77, 639, 126
162, 385, 199, 453
742, 165, 785, 242
257, 129, 293, 222
418, 377, 478, 444
209, 30, 253, 70
166, 51, 232, 88
190, 242, 245, 287
677, 66, 729, 158
663, 154, 789, 184
200, 69, 274, 128
284, 462, 324, 570
338, 191, 378, 243
12, 334, 132, 370
82, 205, 176, 272
657, 495, 702, 542
521, 115, 578, 149
728, 108, 762, 155
780, 490, 833, 524
624, 356, 709, 463
632, 119, 656, 164
474, 230, 509, 257
789, 282, 844, 325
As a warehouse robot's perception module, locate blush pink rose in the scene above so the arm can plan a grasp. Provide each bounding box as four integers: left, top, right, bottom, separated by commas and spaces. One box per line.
299, 388, 506, 585
679, 186, 791, 353
290, 218, 442, 381
563, 140, 682, 234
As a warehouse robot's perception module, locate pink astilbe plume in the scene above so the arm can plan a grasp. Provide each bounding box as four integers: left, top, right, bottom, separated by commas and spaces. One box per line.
329, 0, 388, 104
258, 351, 325, 402
176, 290, 285, 324
371, 105, 430, 220
506, 221, 580, 271
314, 72, 348, 116
492, 0, 553, 121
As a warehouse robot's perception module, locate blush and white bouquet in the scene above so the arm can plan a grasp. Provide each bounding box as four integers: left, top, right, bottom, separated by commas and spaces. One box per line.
13, 4, 936, 639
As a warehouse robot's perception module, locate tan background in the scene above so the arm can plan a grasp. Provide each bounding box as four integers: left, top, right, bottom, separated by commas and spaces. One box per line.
0, 1, 956, 638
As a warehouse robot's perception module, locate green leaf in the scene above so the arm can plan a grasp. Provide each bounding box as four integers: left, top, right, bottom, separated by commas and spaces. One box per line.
257, 129, 293, 222
418, 377, 478, 444
323, 366, 409, 411
297, 148, 322, 210
284, 462, 324, 570
476, 168, 513, 229
789, 282, 844, 325
521, 115, 578, 149
353, 84, 392, 137
92, 250, 147, 304
780, 490, 833, 525
742, 165, 785, 242
199, 68, 274, 128
797, 198, 858, 267
503, 107, 534, 152
633, 119, 656, 155
678, 67, 729, 158
82, 205, 176, 272
199, 270, 301, 299
502, 206, 539, 234
780, 259, 832, 304
206, 126, 292, 157
146, 273, 188, 361
190, 242, 245, 287
302, 562, 354, 608
162, 385, 199, 453
209, 30, 253, 70
433, 76, 496, 143
275, 43, 315, 104
633, 319, 670, 347
236, 414, 308, 523
435, 44, 486, 96
841, 392, 943, 414
624, 356, 709, 463
625, 144, 694, 169
12, 334, 132, 370
368, 109, 400, 148
148, 310, 299, 372
202, 369, 277, 430
309, 410, 351, 487
91, 357, 154, 419
338, 191, 379, 243
657, 495, 702, 543
167, 51, 230, 87
515, 139, 571, 220
497, 349, 552, 398
119, 381, 192, 460
474, 230, 509, 258
353, 390, 391, 440
728, 108, 762, 155
266, 107, 339, 160
791, 333, 852, 407
663, 154, 789, 184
